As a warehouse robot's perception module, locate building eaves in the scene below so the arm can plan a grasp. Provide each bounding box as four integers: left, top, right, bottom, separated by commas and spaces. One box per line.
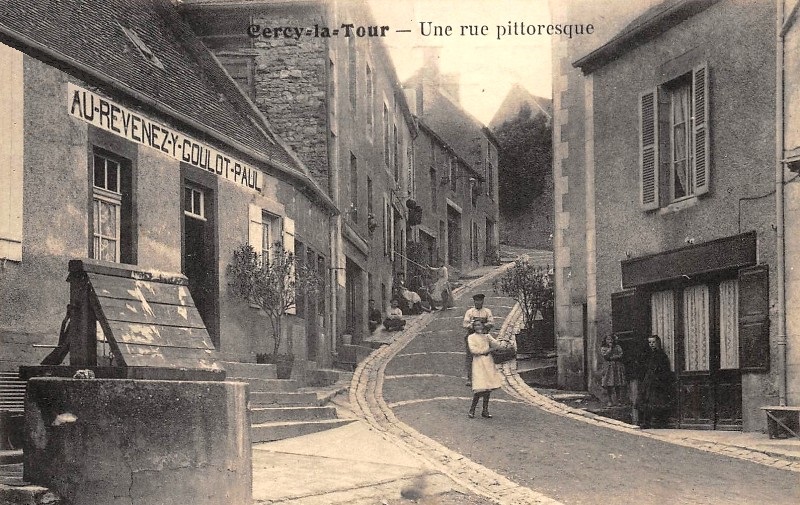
573, 0, 720, 74
0, 0, 337, 214
418, 120, 484, 182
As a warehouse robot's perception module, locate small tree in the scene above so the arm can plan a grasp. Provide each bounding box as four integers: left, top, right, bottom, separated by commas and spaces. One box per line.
493, 259, 554, 338
227, 242, 323, 360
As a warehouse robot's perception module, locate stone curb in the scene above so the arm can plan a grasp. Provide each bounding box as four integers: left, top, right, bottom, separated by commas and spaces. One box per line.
349, 263, 564, 505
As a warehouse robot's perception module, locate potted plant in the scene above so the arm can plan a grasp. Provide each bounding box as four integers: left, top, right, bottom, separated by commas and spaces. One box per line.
227, 242, 322, 379
493, 259, 554, 354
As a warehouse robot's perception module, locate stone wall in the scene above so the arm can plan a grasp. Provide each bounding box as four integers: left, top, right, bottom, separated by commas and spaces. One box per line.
252, 10, 329, 193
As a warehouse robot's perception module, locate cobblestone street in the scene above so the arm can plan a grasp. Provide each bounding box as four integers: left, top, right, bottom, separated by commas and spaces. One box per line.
349, 254, 800, 505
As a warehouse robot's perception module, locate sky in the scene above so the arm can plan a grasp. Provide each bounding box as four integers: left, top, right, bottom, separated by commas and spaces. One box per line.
366, 0, 552, 125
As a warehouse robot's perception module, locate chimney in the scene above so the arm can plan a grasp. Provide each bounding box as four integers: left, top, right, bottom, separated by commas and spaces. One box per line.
403, 88, 418, 115
421, 46, 442, 81
440, 73, 460, 104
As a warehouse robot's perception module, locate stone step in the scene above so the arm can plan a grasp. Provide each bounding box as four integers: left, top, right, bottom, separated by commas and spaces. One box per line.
250, 391, 320, 406
251, 419, 355, 443
0, 450, 22, 465
306, 369, 349, 388
230, 378, 298, 393
218, 361, 277, 380
250, 405, 338, 424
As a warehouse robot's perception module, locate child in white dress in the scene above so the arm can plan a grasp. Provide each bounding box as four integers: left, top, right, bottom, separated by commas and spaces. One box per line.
467, 320, 504, 418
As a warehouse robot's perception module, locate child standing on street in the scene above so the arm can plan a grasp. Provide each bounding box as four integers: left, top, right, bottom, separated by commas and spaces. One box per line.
467, 319, 503, 418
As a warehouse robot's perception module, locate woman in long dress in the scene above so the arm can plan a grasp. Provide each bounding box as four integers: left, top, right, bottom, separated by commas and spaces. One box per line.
600, 334, 626, 406
467, 320, 504, 418
636, 335, 674, 428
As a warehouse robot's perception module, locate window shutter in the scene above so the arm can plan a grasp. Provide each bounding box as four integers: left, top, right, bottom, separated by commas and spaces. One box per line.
693, 63, 710, 196
389, 202, 395, 261
283, 217, 296, 315
248, 204, 263, 256
0, 44, 24, 262
611, 289, 650, 381
738, 264, 769, 372
639, 89, 659, 210
383, 195, 389, 256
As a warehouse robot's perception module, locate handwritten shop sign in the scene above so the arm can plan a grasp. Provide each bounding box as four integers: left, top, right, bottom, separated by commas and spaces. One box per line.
68, 83, 262, 192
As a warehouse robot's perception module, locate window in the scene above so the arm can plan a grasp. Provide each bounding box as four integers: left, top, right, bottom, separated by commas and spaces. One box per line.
119, 24, 164, 71
651, 290, 676, 370
261, 211, 278, 260
248, 204, 281, 264
367, 177, 374, 216
318, 255, 327, 317
0, 43, 24, 262
639, 63, 709, 210
430, 167, 438, 211
91, 151, 133, 263
683, 284, 710, 372
471, 221, 479, 261
348, 36, 356, 109
217, 56, 254, 100
383, 103, 390, 167
184, 185, 205, 220
329, 58, 336, 120
487, 146, 495, 198
366, 63, 374, 137
393, 124, 400, 181
448, 157, 456, 192
350, 152, 358, 222
719, 279, 740, 369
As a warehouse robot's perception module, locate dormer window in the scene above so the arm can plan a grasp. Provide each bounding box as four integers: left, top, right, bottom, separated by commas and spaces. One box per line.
119, 24, 164, 71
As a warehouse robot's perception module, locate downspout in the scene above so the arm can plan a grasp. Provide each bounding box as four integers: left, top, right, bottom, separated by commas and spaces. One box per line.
776, 0, 788, 406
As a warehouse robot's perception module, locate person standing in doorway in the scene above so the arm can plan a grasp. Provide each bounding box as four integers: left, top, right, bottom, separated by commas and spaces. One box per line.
636, 335, 674, 428
462, 293, 494, 386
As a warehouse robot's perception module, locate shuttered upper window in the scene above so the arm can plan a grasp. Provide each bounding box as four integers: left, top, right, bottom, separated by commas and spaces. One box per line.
639, 63, 709, 210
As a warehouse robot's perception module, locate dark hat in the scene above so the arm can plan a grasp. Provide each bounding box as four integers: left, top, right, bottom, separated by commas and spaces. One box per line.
472, 293, 485, 300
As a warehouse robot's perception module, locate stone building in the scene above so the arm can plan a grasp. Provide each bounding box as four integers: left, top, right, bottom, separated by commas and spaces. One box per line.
556, 0, 788, 432
404, 50, 501, 273
180, 0, 419, 347
0, 0, 337, 371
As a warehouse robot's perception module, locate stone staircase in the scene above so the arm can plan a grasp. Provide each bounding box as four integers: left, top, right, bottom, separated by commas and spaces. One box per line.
220, 361, 354, 443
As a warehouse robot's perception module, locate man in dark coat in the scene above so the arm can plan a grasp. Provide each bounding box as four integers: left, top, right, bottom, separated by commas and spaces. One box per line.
636, 335, 674, 428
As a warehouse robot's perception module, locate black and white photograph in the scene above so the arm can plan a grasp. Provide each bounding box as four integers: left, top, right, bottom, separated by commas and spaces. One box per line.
0, 0, 799, 503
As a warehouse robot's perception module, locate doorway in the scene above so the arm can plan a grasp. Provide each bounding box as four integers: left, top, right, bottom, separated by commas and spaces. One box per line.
447, 205, 461, 267
182, 182, 218, 347
650, 280, 742, 430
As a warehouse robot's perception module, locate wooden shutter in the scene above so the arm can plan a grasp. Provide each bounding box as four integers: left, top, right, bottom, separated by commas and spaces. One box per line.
738, 264, 769, 372
639, 89, 659, 210
383, 195, 389, 256
611, 289, 650, 381
693, 63, 710, 196
248, 204, 263, 255
283, 217, 296, 315
0, 44, 24, 262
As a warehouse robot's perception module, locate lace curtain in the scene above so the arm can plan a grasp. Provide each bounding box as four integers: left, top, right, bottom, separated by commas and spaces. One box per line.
719, 279, 740, 369
651, 290, 675, 371
683, 284, 710, 372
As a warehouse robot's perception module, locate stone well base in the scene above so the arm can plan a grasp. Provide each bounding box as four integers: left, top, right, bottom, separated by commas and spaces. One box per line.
24, 378, 250, 505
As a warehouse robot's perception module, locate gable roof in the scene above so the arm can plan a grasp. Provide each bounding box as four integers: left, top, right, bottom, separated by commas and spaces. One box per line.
0, 0, 334, 210
574, 0, 721, 74
489, 84, 551, 130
